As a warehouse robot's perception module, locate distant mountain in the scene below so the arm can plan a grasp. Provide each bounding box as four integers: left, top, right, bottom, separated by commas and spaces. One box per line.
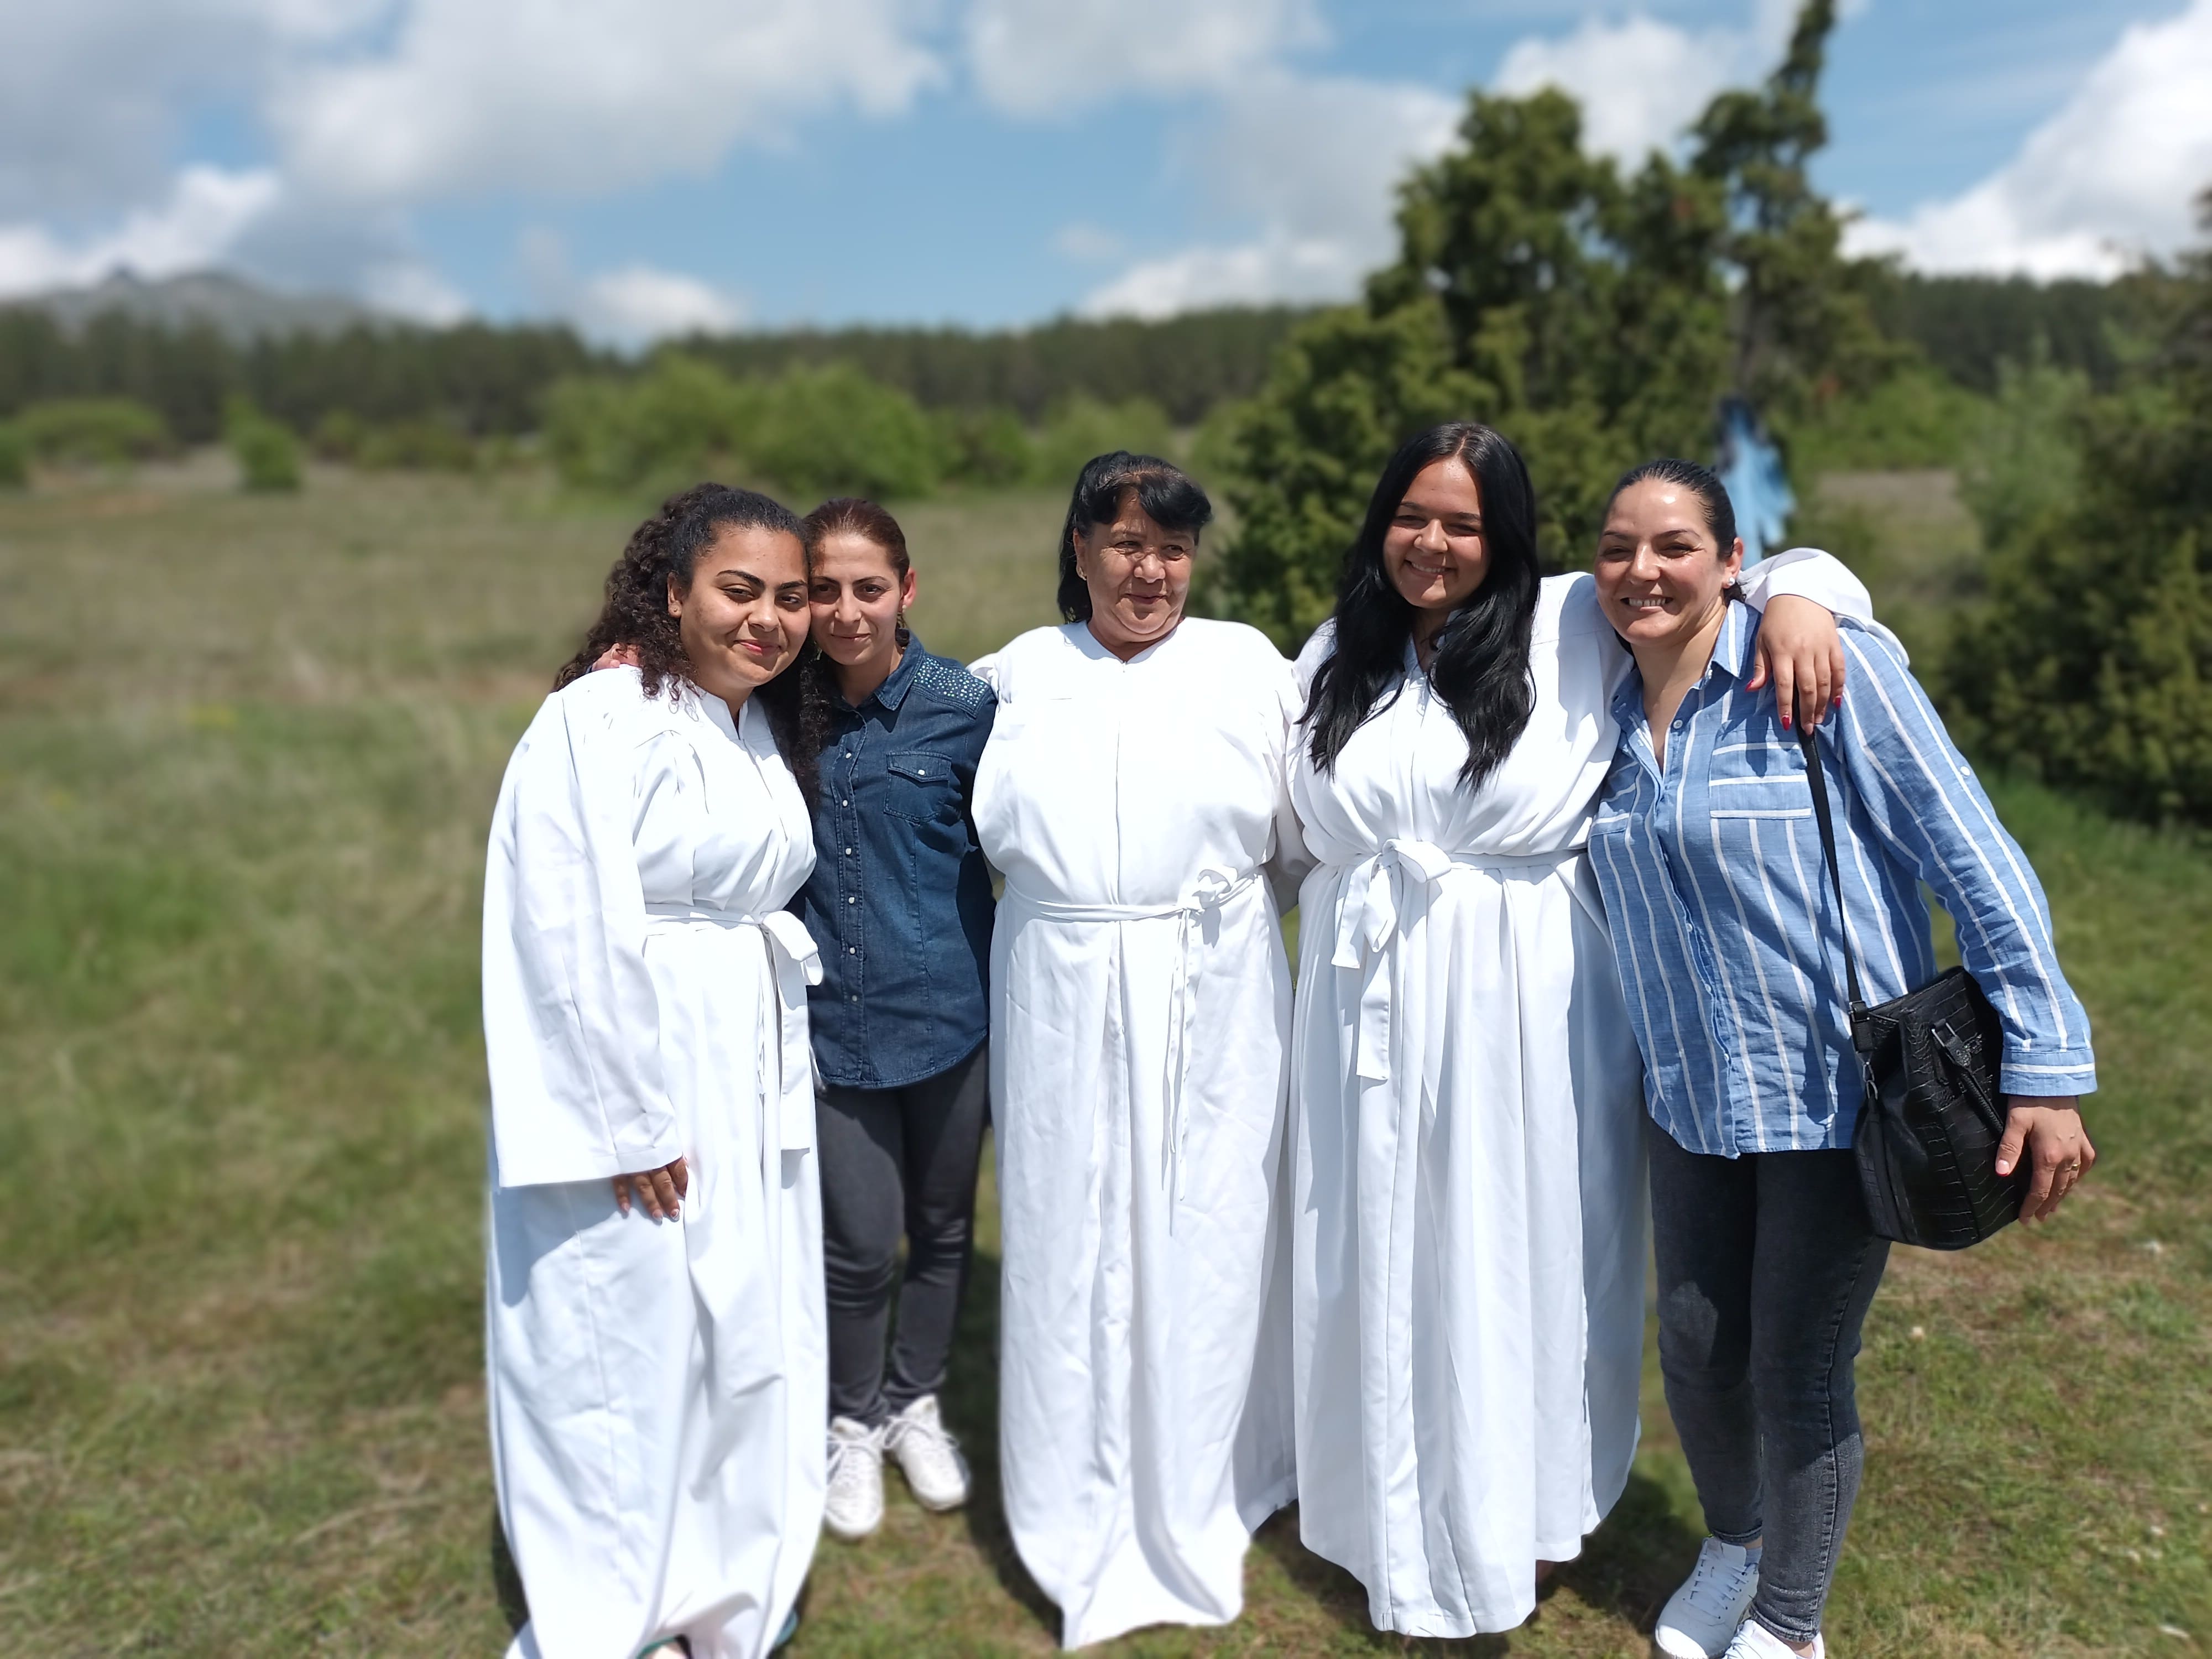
6, 269, 385, 342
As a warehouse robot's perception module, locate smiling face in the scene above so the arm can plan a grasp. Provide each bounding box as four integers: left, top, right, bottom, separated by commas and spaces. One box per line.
808, 530, 915, 675
1383, 457, 1489, 620
1076, 495, 1196, 659
1592, 477, 1744, 649
666, 523, 811, 707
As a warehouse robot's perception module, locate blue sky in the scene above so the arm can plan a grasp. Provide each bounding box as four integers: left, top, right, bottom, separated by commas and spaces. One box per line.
2, 0, 2208, 343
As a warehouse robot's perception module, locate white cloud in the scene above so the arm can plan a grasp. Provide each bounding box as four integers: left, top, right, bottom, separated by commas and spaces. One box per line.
273, 0, 944, 202
966, 0, 1323, 118
1493, 15, 1741, 166
1055, 222, 1126, 263
519, 228, 744, 348
358, 259, 472, 324
0, 166, 283, 299
1845, 0, 2212, 278
1081, 71, 1456, 317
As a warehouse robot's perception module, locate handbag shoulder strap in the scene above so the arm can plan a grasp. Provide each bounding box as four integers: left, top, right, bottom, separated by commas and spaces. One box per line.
1798, 724, 1874, 1056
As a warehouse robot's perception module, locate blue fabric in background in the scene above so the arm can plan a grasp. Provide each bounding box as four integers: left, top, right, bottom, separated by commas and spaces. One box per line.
1717, 396, 1796, 567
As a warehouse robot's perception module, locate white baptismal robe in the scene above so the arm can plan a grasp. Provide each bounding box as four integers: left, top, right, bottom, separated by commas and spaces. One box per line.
481, 666, 826, 1659
972, 618, 1308, 1650
1288, 555, 1877, 1639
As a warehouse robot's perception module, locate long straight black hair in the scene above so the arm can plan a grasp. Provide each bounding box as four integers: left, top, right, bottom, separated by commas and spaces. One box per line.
1304, 422, 1543, 790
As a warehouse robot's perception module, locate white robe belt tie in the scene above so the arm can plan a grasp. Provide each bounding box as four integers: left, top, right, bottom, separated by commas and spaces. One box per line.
1005, 867, 1259, 1234
1330, 841, 1581, 1086
644, 902, 823, 1155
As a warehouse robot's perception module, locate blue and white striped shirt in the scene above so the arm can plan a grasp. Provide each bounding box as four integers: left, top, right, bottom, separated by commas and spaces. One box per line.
1588, 604, 2096, 1156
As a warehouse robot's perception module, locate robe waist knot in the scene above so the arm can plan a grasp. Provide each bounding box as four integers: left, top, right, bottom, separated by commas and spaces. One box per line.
1002, 866, 1259, 1234
1328, 841, 1582, 1087
644, 901, 823, 1155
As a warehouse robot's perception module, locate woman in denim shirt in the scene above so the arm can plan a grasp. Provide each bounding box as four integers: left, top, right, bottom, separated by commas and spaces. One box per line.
789, 499, 997, 1543
1585, 460, 2096, 1659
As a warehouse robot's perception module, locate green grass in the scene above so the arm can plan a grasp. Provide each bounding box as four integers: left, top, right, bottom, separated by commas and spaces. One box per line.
1, 467, 2206, 1655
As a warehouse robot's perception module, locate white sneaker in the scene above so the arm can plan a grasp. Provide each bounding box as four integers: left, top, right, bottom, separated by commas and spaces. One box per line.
1655, 1538, 1762, 1658
1723, 1618, 1824, 1659
884, 1394, 969, 1511
823, 1416, 884, 1540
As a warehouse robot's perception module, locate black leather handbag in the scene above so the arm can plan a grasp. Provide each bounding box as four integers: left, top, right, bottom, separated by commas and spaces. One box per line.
1798, 728, 2026, 1249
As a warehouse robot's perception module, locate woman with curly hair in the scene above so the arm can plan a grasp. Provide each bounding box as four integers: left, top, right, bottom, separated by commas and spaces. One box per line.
481, 484, 823, 1659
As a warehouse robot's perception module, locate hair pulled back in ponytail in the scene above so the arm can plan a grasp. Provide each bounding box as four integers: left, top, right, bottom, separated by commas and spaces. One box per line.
555, 481, 818, 803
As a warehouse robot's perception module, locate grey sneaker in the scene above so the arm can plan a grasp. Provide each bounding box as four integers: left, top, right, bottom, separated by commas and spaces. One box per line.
884, 1394, 969, 1511
1656, 1538, 1761, 1658
823, 1416, 884, 1540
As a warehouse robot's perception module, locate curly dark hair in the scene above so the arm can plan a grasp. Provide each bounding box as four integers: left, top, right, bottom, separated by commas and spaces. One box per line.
555, 481, 818, 802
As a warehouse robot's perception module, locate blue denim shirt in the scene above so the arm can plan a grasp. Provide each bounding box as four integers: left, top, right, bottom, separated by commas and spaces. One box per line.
794, 636, 997, 1089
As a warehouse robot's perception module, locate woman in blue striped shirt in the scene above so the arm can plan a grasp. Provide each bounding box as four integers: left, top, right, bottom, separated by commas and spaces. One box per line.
1585, 458, 2098, 1659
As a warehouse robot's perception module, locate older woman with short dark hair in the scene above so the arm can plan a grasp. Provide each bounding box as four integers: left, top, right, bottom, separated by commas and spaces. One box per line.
970, 451, 1310, 1648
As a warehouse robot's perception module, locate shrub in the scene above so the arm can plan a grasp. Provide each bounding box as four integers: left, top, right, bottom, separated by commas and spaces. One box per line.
15, 398, 173, 466
748, 363, 942, 502
358, 419, 478, 473
1785, 364, 1992, 475
1945, 251, 2212, 823
1028, 394, 1178, 491
0, 422, 25, 489
935, 406, 1033, 487
224, 399, 302, 493
312, 410, 368, 462
543, 357, 758, 493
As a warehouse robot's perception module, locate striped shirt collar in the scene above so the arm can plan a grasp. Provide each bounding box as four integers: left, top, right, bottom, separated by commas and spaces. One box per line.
1610, 599, 1757, 731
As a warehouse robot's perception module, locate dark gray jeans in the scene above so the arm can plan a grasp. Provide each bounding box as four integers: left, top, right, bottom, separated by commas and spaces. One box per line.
817, 1042, 989, 1427
1647, 1120, 1891, 1648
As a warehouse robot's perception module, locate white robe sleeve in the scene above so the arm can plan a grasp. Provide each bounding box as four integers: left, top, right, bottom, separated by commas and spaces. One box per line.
1264, 649, 1317, 913
1739, 545, 1902, 659
482, 688, 684, 1190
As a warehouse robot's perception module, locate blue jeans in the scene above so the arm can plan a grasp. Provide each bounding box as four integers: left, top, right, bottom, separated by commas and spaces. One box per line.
1647, 1120, 1891, 1647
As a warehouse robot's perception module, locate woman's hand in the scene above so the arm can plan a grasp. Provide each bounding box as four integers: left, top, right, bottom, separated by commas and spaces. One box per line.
593, 643, 641, 671
614, 1156, 690, 1220
1995, 1100, 2095, 1222
1747, 595, 1846, 732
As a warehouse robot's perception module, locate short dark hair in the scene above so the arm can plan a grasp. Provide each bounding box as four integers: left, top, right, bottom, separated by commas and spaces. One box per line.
1605, 456, 1739, 552
1055, 451, 1214, 622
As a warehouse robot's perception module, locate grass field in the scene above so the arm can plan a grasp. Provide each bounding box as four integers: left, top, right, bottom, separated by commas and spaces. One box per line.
1, 466, 2206, 1656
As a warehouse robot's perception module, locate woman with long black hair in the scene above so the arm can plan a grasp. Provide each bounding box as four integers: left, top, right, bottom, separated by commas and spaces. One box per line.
1285, 425, 1878, 1640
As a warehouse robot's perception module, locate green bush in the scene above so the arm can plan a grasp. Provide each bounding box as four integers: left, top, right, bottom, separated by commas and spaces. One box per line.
1785, 364, 1992, 475
935, 406, 1033, 487
0, 422, 25, 489
1945, 254, 2212, 823
357, 419, 478, 473
543, 357, 758, 493
1028, 394, 1178, 491
223, 400, 301, 493
311, 410, 368, 462
748, 363, 942, 503
15, 398, 173, 466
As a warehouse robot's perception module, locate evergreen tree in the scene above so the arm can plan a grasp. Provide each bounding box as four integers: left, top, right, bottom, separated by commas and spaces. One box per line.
1207, 1, 1886, 648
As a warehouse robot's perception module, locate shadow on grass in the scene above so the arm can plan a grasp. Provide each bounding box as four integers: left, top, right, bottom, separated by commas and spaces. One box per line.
942, 1242, 1062, 1645
1249, 1470, 1698, 1653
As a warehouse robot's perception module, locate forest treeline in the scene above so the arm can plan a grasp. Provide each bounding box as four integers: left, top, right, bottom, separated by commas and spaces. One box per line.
0, 270, 2152, 449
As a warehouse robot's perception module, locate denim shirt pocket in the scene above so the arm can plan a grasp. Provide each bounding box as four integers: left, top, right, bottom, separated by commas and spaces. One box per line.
884, 749, 962, 827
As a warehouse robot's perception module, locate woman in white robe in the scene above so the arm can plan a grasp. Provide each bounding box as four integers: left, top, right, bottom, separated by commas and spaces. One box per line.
971, 452, 1308, 1649
1287, 426, 1877, 1640
481, 486, 826, 1659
